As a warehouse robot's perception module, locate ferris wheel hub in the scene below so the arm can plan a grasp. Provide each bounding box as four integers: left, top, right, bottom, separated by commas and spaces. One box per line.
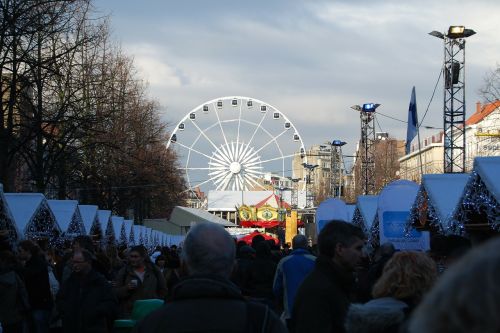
229, 161, 242, 174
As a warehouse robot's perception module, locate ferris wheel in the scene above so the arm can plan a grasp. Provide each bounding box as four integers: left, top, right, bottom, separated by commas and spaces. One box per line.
167, 96, 307, 195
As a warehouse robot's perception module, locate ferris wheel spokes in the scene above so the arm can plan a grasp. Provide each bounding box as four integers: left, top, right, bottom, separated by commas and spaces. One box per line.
211, 102, 230, 149
188, 118, 233, 164
245, 153, 297, 168
175, 141, 227, 166
241, 128, 289, 164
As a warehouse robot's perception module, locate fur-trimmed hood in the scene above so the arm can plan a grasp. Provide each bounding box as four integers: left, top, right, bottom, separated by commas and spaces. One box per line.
345, 297, 408, 333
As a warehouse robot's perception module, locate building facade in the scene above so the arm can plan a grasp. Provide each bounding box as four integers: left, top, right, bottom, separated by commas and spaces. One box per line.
399, 100, 500, 182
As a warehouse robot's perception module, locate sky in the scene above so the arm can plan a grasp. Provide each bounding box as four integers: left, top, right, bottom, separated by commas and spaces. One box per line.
92, 0, 500, 171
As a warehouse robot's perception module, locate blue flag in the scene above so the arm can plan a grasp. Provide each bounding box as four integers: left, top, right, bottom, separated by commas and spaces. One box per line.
406, 87, 418, 154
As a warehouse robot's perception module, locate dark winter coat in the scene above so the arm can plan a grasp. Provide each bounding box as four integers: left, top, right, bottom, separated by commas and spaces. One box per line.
0, 270, 29, 326
56, 269, 118, 333
291, 255, 356, 333
133, 274, 288, 333
113, 263, 167, 317
345, 297, 409, 333
21, 254, 53, 310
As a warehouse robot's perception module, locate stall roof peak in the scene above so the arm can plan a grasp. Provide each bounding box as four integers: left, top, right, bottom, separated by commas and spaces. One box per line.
422, 173, 470, 222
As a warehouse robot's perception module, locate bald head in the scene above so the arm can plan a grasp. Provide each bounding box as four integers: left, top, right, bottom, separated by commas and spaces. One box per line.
182, 222, 236, 278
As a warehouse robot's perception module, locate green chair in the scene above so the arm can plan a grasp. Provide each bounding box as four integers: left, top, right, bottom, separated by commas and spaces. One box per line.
114, 299, 164, 332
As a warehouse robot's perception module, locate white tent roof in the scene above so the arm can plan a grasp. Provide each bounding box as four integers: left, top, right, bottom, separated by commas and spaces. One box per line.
123, 220, 133, 242
111, 216, 124, 241
131, 225, 141, 245
422, 173, 470, 223
356, 195, 379, 230
48, 200, 84, 234
98, 210, 111, 226
5, 193, 46, 234
208, 191, 274, 211
0, 185, 19, 240
170, 206, 237, 227
474, 156, 500, 203
79, 205, 98, 235
346, 204, 356, 222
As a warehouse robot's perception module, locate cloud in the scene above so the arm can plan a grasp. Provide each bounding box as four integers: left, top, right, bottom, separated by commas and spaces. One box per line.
97, 0, 500, 172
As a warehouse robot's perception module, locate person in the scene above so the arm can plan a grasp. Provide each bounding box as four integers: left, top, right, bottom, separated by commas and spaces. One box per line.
291, 221, 365, 333
134, 222, 287, 333
245, 241, 277, 309
17, 240, 53, 333
113, 245, 167, 317
345, 251, 437, 333
0, 250, 29, 333
356, 242, 396, 302
56, 249, 117, 333
273, 234, 316, 325
408, 237, 500, 333
231, 244, 255, 293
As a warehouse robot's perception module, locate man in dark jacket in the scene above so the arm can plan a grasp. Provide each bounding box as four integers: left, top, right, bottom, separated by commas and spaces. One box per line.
291, 221, 365, 333
18, 240, 53, 333
57, 249, 117, 333
134, 222, 287, 333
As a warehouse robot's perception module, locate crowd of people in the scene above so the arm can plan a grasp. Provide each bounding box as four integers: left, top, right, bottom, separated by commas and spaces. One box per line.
0, 220, 499, 333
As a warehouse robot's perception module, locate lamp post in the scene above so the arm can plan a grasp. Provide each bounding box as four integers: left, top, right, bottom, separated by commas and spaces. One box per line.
330, 140, 347, 198
302, 163, 319, 208
429, 26, 475, 173
351, 103, 380, 195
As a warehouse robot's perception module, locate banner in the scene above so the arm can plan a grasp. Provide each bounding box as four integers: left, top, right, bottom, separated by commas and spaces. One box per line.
380, 211, 429, 251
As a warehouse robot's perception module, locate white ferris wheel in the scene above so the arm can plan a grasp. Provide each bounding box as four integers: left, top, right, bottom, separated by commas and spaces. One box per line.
167, 96, 307, 196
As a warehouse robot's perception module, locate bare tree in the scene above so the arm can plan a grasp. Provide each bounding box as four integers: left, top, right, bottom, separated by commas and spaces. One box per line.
480, 64, 500, 103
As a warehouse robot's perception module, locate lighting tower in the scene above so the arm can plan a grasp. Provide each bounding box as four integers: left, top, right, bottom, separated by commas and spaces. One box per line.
351, 103, 380, 195
290, 178, 300, 208
330, 140, 347, 198
429, 26, 476, 173
302, 163, 319, 208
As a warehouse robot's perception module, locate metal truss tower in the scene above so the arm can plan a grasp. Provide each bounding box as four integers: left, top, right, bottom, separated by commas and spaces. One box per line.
352, 103, 380, 195
360, 112, 376, 195
330, 140, 346, 197
290, 178, 299, 208
303, 163, 318, 208
430, 26, 476, 173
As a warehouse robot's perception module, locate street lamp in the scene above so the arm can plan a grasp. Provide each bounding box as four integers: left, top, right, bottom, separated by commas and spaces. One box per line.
351, 103, 380, 195
429, 26, 475, 173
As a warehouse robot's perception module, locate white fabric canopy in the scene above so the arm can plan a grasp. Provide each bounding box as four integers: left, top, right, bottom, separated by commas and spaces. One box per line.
356, 195, 378, 231
170, 206, 237, 227
474, 156, 500, 203
78, 205, 99, 235
47, 200, 85, 236
422, 173, 469, 224
111, 216, 124, 243
5, 193, 45, 235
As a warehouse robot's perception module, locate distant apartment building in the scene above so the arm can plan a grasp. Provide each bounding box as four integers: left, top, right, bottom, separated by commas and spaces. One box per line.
465, 101, 500, 170
292, 143, 348, 205
399, 100, 500, 182
399, 133, 444, 183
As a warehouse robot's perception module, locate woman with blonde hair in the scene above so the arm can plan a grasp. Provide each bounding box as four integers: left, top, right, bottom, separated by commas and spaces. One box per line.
345, 251, 437, 333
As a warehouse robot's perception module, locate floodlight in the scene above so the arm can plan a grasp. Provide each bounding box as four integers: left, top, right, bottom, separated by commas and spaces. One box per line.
429, 30, 444, 39
362, 103, 380, 112
332, 140, 347, 146
447, 26, 476, 39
